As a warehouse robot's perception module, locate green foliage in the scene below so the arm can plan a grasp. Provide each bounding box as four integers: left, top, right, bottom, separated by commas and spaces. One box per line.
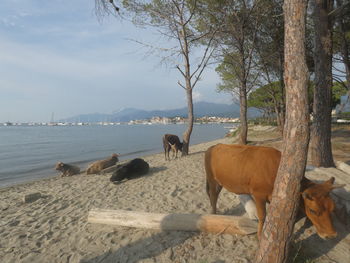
247, 82, 283, 114
248, 117, 278, 126
332, 82, 348, 108
248, 81, 347, 117
246, 81, 288, 118
338, 112, 350, 120
215, 55, 240, 95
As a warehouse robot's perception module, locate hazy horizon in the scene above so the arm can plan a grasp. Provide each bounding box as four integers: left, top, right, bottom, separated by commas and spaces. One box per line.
0, 0, 231, 123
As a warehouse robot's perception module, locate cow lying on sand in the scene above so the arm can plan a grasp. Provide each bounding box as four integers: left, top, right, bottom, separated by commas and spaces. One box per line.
163, 134, 183, 161
110, 158, 149, 182
205, 144, 345, 239
55, 162, 80, 177
86, 153, 119, 174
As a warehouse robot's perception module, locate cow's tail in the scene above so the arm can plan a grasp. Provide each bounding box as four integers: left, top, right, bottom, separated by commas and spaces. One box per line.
204, 146, 214, 195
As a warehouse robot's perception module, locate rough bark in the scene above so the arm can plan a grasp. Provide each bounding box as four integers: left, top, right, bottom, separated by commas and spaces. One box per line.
255, 0, 310, 262
310, 0, 335, 167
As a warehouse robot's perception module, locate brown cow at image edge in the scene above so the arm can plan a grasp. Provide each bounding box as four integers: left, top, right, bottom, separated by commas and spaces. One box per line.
205, 144, 345, 240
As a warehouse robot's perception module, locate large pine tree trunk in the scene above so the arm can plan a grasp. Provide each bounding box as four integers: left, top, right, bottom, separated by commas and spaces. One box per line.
239, 84, 248, 145
255, 0, 310, 262
310, 0, 335, 167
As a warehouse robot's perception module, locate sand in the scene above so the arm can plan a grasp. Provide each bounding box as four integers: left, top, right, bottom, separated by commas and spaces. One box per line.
1, 126, 350, 263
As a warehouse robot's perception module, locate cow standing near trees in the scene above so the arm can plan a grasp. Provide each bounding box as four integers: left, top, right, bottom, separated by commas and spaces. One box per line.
163, 134, 183, 161
205, 144, 344, 240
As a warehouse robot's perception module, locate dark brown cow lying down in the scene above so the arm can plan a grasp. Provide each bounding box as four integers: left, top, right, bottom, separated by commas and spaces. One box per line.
205, 144, 345, 239
110, 158, 149, 182
55, 162, 80, 177
86, 153, 119, 174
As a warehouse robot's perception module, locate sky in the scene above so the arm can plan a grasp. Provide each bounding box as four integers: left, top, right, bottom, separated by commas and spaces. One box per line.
0, 0, 231, 123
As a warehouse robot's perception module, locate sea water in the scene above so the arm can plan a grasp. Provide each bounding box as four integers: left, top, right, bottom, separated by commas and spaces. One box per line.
0, 123, 233, 187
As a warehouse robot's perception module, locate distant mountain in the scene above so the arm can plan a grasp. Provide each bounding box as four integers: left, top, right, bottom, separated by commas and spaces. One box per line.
60, 101, 261, 123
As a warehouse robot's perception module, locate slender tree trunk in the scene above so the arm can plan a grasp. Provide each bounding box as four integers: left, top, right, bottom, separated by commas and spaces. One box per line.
310, 0, 335, 167
255, 0, 310, 262
279, 53, 286, 133
340, 36, 350, 91
182, 86, 194, 156
239, 84, 248, 145
180, 21, 193, 156
336, 0, 350, 90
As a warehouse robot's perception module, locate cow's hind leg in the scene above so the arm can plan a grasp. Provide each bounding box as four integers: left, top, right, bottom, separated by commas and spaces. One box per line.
206, 180, 222, 214
253, 195, 267, 240
165, 146, 170, 161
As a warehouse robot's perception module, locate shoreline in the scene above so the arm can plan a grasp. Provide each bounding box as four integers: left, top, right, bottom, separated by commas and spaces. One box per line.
2, 136, 248, 263
1, 126, 349, 263
0, 136, 230, 191
0, 123, 232, 189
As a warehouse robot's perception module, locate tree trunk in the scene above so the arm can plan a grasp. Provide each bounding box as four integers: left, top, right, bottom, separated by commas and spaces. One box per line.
255, 0, 310, 262
336, 0, 350, 90
310, 0, 335, 167
180, 23, 193, 156
279, 53, 286, 134
239, 85, 248, 145
182, 87, 194, 156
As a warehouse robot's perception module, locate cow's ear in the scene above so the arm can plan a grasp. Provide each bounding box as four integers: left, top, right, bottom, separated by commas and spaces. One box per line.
325, 177, 335, 185
331, 183, 346, 190
302, 192, 313, 201
325, 177, 345, 190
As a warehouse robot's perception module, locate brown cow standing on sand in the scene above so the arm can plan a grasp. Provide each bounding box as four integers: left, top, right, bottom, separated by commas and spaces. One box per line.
163, 134, 183, 161
86, 153, 119, 174
55, 162, 80, 177
205, 144, 345, 239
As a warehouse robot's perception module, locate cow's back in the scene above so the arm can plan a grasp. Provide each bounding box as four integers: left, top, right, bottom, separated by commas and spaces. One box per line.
164, 134, 180, 145
205, 144, 281, 197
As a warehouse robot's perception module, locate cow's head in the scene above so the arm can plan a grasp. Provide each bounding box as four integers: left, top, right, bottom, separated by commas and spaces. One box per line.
178, 142, 183, 152
55, 162, 64, 171
111, 153, 119, 161
110, 166, 127, 182
301, 177, 345, 239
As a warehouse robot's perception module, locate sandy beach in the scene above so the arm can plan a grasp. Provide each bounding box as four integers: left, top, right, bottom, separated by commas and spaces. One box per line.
1, 126, 350, 263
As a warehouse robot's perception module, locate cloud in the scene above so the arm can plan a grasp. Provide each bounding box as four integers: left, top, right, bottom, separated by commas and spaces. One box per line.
0, 0, 232, 122
192, 91, 203, 102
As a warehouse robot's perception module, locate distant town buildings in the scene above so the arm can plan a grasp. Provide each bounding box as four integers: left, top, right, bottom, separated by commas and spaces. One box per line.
0, 116, 241, 126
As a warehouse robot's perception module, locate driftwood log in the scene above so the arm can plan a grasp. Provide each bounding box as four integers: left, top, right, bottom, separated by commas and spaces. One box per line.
88, 209, 258, 235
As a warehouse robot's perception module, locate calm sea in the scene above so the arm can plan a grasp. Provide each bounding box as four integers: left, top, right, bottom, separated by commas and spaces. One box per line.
0, 123, 233, 187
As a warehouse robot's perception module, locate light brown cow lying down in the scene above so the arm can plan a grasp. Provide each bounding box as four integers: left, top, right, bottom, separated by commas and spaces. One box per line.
55, 162, 80, 177
86, 153, 119, 174
205, 144, 345, 240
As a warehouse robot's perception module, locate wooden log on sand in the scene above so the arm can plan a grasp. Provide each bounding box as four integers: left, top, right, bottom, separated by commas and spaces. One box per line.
88, 209, 258, 235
